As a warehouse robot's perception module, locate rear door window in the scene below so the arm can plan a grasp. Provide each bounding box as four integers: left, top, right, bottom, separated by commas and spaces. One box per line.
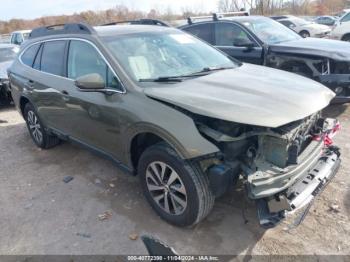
33, 44, 43, 70
182, 23, 214, 44
41, 40, 67, 76
21, 43, 41, 67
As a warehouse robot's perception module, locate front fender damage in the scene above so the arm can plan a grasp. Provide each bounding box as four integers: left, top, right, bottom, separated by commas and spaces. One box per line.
266, 52, 350, 103
193, 113, 341, 228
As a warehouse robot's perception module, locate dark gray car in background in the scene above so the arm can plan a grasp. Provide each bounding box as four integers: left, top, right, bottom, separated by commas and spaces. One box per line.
179, 15, 350, 103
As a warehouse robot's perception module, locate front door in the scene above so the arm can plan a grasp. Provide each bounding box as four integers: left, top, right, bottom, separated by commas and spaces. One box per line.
61, 40, 125, 158
214, 22, 263, 65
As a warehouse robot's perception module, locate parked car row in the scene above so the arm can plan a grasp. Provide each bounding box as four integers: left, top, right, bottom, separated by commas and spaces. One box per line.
271, 15, 331, 38
6, 17, 342, 229
178, 14, 350, 103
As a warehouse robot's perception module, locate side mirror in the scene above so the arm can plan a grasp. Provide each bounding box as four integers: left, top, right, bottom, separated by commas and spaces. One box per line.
75, 73, 105, 90
233, 38, 255, 49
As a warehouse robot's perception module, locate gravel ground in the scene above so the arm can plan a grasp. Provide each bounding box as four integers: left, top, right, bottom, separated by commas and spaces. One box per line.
0, 104, 349, 256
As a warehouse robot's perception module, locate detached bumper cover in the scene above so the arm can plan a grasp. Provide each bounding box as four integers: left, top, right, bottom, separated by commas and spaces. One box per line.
258, 146, 341, 228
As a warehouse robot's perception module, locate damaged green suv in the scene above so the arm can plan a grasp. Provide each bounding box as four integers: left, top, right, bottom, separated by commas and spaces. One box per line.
9, 23, 341, 227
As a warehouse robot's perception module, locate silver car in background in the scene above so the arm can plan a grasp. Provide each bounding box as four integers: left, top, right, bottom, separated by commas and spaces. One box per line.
0, 44, 19, 105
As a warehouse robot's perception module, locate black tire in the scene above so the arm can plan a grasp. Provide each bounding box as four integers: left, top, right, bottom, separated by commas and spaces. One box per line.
342, 34, 350, 42
299, 30, 310, 38
24, 103, 60, 149
138, 143, 215, 227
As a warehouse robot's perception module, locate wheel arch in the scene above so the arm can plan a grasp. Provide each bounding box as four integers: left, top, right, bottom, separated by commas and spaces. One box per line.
127, 128, 189, 173
19, 96, 32, 117
126, 123, 219, 173
341, 33, 350, 41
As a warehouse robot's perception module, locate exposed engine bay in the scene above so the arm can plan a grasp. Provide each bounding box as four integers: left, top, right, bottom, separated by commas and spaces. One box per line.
265, 53, 350, 103
194, 112, 341, 227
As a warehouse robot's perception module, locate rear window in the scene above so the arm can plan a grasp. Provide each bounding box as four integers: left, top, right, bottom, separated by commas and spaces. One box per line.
21, 44, 40, 66
41, 41, 66, 76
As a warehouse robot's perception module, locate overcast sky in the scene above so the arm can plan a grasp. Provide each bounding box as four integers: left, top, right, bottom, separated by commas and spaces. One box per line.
0, 0, 218, 20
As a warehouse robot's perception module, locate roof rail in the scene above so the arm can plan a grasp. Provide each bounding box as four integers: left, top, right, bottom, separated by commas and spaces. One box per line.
29, 23, 95, 39
101, 19, 169, 27
187, 11, 249, 24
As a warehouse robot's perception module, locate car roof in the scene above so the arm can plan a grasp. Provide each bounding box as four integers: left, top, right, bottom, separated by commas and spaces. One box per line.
93, 24, 179, 37
179, 15, 271, 27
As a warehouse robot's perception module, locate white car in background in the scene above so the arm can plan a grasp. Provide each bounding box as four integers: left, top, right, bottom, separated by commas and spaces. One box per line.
277, 16, 331, 38
10, 30, 31, 45
330, 10, 350, 42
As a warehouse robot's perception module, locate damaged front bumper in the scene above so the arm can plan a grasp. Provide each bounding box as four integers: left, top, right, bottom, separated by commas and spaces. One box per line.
256, 146, 340, 228
242, 119, 341, 228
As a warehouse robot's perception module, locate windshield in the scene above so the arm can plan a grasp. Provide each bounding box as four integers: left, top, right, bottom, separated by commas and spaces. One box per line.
242, 18, 302, 44
0, 46, 19, 62
103, 31, 238, 82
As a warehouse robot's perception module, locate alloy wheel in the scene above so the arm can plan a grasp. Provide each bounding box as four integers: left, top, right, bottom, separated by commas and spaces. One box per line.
27, 110, 43, 144
145, 161, 187, 215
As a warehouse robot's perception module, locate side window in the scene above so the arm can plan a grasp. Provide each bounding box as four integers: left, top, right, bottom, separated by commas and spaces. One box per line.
67, 40, 122, 90
41, 41, 66, 76
182, 23, 214, 44
10, 34, 16, 44
16, 34, 23, 45
21, 43, 40, 67
342, 13, 350, 23
280, 20, 294, 28
215, 23, 254, 47
33, 44, 43, 70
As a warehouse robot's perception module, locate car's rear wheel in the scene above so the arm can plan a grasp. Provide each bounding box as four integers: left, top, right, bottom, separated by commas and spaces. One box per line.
24, 103, 60, 149
138, 143, 214, 227
299, 30, 310, 38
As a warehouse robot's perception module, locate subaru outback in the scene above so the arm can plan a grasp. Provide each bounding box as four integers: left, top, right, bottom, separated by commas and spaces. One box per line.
9, 23, 341, 227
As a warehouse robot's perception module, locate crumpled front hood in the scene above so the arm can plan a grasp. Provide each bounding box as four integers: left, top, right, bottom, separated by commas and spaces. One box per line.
269, 38, 350, 61
0, 61, 12, 79
144, 64, 335, 128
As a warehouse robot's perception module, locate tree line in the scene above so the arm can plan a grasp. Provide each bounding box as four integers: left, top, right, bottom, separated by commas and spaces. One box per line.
218, 0, 350, 16
1, 0, 349, 34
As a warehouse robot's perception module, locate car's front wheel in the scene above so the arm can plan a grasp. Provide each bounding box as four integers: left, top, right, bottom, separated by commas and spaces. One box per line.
24, 103, 60, 149
299, 30, 310, 38
138, 143, 214, 227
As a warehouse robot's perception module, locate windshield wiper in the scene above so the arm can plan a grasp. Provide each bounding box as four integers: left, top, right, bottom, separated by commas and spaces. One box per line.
139, 67, 234, 83
184, 66, 234, 76
139, 76, 185, 82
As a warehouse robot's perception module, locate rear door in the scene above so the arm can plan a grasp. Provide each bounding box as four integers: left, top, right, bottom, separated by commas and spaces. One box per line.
29, 40, 72, 132
213, 22, 263, 64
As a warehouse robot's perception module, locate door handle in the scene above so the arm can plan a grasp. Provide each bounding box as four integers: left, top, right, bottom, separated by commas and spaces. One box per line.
61, 90, 70, 102
25, 80, 34, 89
